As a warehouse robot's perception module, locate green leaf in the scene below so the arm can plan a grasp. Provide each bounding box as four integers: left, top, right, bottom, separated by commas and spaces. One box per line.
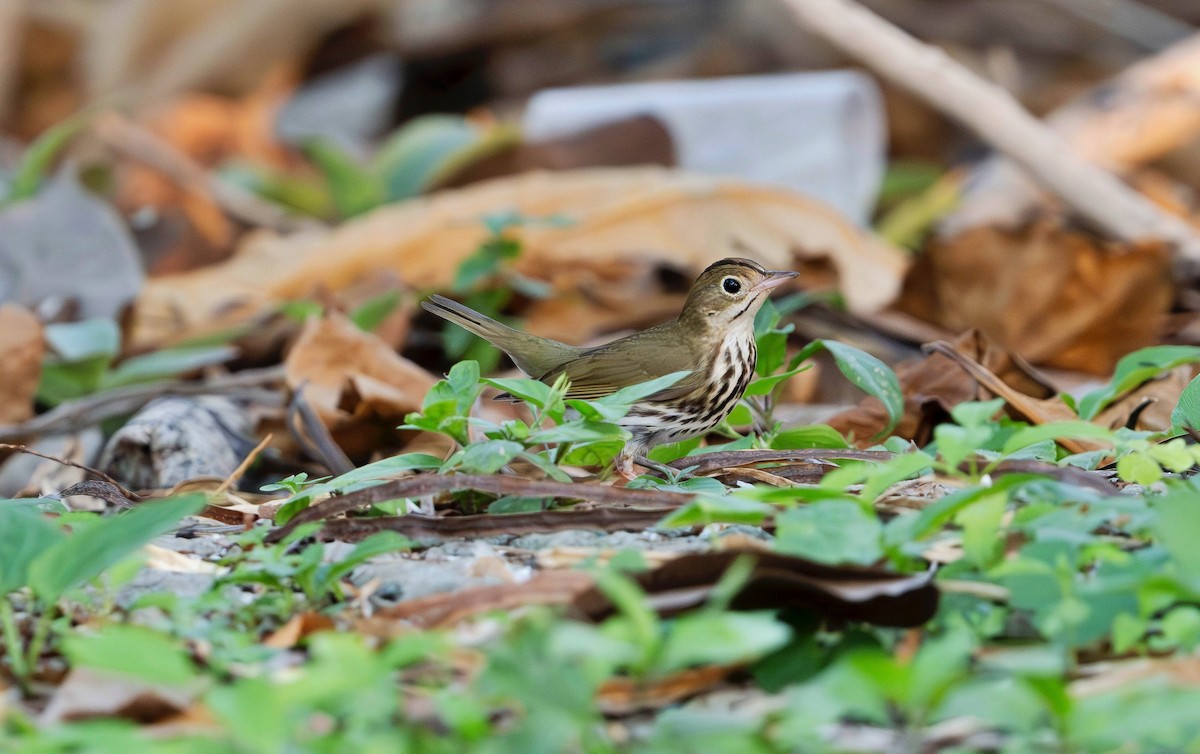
321, 531, 412, 586
37, 356, 110, 406
1078, 345, 1200, 419
43, 318, 120, 361
1002, 421, 1115, 455
349, 290, 403, 332
303, 137, 383, 217
373, 115, 480, 201
770, 425, 849, 450
1116, 451, 1162, 486
27, 495, 206, 601
811, 340, 903, 436
774, 500, 883, 565
482, 376, 554, 408
955, 492, 1006, 568
743, 363, 810, 397
527, 420, 625, 445
62, 625, 199, 685
100, 345, 237, 390
7, 112, 90, 203
445, 440, 523, 474
658, 612, 791, 673
0, 507, 65, 594
453, 236, 522, 292
657, 494, 773, 528
1173, 373, 1200, 429
1148, 439, 1195, 473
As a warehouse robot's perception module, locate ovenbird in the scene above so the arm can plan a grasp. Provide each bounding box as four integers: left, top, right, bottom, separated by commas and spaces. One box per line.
423, 258, 798, 478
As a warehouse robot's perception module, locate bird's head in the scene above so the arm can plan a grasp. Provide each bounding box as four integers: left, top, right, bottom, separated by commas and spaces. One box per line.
681, 257, 798, 330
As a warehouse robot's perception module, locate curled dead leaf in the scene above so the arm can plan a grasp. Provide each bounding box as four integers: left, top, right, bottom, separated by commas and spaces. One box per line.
284, 313, 437, 426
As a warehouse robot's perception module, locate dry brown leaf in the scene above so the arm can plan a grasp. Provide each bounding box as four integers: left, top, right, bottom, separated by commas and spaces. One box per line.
40, 667, 199, 725
284, 313, 437, 426
898, 221, 1173, 374
132, 167, 909, 346
0, 304, 43, 424
263, 612, 336, 649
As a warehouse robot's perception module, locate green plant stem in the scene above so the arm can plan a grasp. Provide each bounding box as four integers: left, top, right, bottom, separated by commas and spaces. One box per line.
552, 441, 573, 465
25, 605, 55, 677
0, 598, 29, 690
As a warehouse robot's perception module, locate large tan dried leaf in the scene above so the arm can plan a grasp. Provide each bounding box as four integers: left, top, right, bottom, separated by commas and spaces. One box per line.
898, 221, 1173, 373
284, 314, 437, 426
0, 305, 44, 424
132, 167, 909, 346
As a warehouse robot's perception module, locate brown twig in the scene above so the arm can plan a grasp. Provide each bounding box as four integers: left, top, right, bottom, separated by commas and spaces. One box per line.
214, 432, 273, 496
945, 32, 1200, 236
0, 365, 285, 443
0, 443, 137, 499
267, 474, 694, 544
777, 0, 1200, 272
318, 507, 675, 542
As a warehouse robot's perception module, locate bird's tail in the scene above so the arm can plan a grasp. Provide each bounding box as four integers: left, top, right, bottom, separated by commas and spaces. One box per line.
421, 294, 581, 376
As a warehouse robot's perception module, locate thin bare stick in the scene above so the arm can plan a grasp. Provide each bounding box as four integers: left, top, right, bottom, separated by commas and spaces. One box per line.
0, 365, 285, 442
0, 443, 136, 499
776, 0, 1200, 271
214, 432, 273, 496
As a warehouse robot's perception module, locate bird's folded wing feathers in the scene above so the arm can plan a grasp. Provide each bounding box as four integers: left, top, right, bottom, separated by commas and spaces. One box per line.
547, 343, 705, 402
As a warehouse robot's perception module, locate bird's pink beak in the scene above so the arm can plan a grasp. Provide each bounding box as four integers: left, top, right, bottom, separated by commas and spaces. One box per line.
750, 270, 799, 293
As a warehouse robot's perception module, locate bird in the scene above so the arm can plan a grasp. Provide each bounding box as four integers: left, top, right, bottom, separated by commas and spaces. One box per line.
422, 257, 798, 478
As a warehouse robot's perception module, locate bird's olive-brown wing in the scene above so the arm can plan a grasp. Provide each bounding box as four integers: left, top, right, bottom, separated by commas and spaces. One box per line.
541, 326, 706, 402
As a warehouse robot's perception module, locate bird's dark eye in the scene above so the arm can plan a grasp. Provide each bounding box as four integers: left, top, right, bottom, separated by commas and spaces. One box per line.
722, 277, 741, 294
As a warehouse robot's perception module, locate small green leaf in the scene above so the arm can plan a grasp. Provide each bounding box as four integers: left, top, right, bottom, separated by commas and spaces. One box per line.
321, 531, 412, 586
1116, 451, 1162, 486
1148, 439, 1195, 474
349, 290, 403, 332
482, 377, 554, 407
8, 112, 90, 203
62, 625, 198, 685
445, 440, 523, 474
1002, 421, 1115, 455
1173, 374, 1200, 429
0, 506, 65, 594
43, 318, 120, 361
100, 346, 237, 390
373, 115, 480, 201
659, 612, 791, 672
303, 137, 384, 217
813, 340, 903, 436
658, 494, 772, 528
1079, 345, 1200, 419
774, 500, 883, 565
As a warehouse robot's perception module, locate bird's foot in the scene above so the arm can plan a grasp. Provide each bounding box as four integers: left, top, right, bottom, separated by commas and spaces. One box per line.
633, 455, 691, 480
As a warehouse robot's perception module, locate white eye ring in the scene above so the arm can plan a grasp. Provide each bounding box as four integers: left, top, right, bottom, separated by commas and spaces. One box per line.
722, 277, 742, 294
